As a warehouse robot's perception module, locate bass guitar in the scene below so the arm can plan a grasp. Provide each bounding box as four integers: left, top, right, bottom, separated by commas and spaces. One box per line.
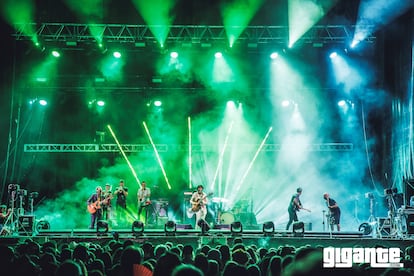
87, 195, 112, 214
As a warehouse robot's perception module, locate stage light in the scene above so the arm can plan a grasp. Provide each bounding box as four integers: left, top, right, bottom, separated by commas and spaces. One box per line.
97, 220, 109, 235
292, 221, 305, 237
270, 52, 278, 59
281, 100, 290, 107
214, 52, 222, 58
113, 51, 121, 58
132, 220, 144, 237
170, 51, 178, 59
39, 99, 48, 106
329, 52, 338, 59
337, 100, 346, 107
262, 221, 275, 236
154, 100, 162, 107
197, 219, 210, 235
51, 50, 60, 58
230, 221, 243, 236
96, 100, 105, 107
358, 222, 372, 235
164, 220, 176, 236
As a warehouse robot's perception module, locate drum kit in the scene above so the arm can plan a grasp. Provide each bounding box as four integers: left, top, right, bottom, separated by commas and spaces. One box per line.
212, 197, 251, 225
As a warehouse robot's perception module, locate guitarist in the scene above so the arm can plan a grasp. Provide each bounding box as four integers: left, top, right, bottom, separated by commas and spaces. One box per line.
87, 186, 103, 229
190, 185, 208, 230
323, 193, 341, 231
286, 187, 310, 231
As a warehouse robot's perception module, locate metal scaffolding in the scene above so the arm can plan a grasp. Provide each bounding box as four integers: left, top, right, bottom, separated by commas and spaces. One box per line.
12, 23, 376, 46
23, 143, 353, 153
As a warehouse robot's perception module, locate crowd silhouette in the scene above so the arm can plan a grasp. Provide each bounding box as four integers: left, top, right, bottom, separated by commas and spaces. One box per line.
0, 236, 413, 275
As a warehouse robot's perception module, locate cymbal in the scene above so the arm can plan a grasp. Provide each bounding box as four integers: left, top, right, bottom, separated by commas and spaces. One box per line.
212, 197, 228, 203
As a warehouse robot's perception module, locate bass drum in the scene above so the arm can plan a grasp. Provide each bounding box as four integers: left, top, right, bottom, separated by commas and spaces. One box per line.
220, 212, 235, 224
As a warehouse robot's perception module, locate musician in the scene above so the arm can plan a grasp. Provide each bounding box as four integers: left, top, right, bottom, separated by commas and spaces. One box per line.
102, 183, 113, 221
137, 181, 151, 223
323, 193, 341, 231
190, 185, 208, 229
114, 179, 128, 226
286, 187, 305, 230
87, 186, 103, 229
0, 204, 11, 235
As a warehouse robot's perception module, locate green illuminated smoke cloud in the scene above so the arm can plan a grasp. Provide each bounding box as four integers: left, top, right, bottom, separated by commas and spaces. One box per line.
132, 0, 177, 47
220, 0, 265, 47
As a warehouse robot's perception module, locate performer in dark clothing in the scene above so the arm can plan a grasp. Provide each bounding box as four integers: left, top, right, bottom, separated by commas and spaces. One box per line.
323, 193, 341, 231
286, 187, 310, 230
114, 179, 128, 226
87, 186, 103, 229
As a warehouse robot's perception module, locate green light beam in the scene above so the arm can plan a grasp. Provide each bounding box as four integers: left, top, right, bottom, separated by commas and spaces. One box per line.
236, 126, 273, 191
143, 122, 172, 190
188, 116, 192, 189
107, 125, 141, 187
132, 0, 176, 47
221, 0, 265, 47
210, 121, 234, 191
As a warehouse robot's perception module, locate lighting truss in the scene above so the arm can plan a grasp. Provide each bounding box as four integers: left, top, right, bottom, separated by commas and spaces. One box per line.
23, 143, 353, 153
12, 23, 376, 46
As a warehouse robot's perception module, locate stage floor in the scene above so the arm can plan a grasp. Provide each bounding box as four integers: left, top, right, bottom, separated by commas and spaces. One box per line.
1, 227, 413, 250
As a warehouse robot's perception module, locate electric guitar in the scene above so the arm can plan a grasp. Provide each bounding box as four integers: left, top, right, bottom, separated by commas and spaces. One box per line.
191, 192, 213, 212
87, 195, 112, 214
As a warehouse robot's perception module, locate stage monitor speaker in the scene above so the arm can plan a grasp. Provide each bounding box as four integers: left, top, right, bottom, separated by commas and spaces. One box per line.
18, 215, 35, 234
378, 217, 391, 236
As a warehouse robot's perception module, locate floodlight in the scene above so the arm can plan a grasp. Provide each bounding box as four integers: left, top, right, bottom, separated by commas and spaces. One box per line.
292, 221, 305, 237
262, 221, 275, 236
164, 220, 176, 236
132, 220, 144, 237
230, 221, 243, 236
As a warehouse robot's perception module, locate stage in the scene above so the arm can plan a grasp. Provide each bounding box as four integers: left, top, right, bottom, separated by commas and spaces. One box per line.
1, 226, 413, 251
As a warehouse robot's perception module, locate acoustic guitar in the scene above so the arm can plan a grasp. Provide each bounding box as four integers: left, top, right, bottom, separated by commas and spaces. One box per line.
87, 195, 112, 214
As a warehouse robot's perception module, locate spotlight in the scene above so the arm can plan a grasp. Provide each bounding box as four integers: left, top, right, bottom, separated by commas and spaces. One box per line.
35, 220, 50, 232
113, 51, 121, 58
329, 52, 337, 59
270, 52, 278, 59
164, 220, 176, 236
97, 220, 109, 235
132, 220, 145, 237
262, 221, 275, 236
197, 219, 210, 236
292, 221, 305, 237
230, 221, 243, 236
170, 51, 178, 58
51, 50, 60, 58
358, 222, 372, 235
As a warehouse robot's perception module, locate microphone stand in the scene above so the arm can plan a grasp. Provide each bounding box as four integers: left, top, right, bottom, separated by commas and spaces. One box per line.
322, 210, 326, 232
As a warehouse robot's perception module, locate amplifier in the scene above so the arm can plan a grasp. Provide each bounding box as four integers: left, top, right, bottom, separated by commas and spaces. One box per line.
18, 215, 35, 234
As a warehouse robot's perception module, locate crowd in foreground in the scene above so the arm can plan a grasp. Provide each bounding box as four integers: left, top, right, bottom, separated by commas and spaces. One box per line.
0, 237, 413, 276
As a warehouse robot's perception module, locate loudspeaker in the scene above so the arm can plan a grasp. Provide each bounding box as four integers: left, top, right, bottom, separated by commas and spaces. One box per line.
378, 217, 391, 236
18, 215, 35, 234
